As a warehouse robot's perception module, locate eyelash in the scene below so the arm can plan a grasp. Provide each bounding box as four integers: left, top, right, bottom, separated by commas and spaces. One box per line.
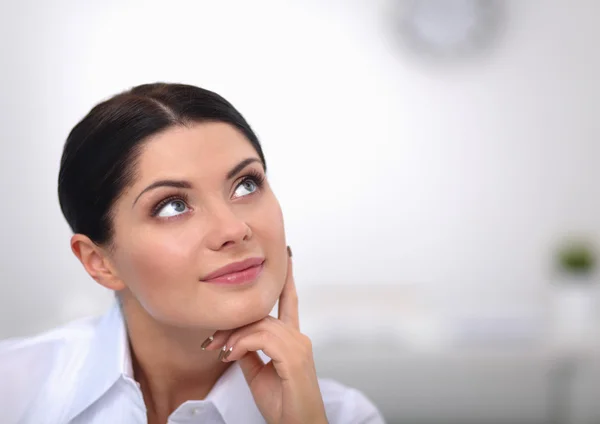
149, 170, 266, 218
242, 169, 266, 192
150, 192, 190, 218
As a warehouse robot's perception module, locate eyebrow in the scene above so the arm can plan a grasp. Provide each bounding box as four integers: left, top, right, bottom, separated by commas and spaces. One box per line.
132, 157, 263, 207
226, 157, 261, 179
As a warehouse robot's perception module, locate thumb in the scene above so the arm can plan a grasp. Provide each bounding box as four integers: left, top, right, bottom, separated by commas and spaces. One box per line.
237, 351, 265, 385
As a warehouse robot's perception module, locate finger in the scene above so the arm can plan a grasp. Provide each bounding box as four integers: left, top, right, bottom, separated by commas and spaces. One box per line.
222, 330, 298, 381
208, 314, 287, 351
222, 316, 291, 354
200, 329, 234, 351
236, 351, 266, 386
278, 248, 300, 330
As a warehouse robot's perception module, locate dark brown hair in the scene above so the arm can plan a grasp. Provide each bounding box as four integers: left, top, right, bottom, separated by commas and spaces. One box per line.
58, 83, 266, 245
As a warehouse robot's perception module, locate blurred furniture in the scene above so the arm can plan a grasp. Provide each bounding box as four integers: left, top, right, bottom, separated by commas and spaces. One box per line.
303, 285, 600, 424
314, 344, 600, 424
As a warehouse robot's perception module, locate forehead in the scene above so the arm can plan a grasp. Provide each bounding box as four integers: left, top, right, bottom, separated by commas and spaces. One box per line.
134, 122, 259, 184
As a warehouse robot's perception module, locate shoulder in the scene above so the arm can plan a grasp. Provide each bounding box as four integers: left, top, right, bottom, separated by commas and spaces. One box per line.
0, 314, 98, 368
318, 378, 386, 424
0, 316, 98, 423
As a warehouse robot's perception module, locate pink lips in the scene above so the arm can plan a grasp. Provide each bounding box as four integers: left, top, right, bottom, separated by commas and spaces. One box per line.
201, 257, 265, 285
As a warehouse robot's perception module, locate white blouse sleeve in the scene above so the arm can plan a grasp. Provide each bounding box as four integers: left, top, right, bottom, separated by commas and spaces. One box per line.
320, 378, 386, 424
0, 337, 51, 424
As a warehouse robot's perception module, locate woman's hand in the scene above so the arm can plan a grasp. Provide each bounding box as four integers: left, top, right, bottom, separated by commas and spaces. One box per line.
203, 248, 328, 424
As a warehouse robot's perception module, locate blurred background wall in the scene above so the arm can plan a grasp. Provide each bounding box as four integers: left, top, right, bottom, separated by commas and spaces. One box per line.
0, 1, 599, 423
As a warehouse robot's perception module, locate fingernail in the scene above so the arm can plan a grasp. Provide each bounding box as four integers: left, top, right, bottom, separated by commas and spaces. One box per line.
223, 346, 233, 361
201, 335, 214, 350
218, 345, 227, 360
287, 246, 292, 257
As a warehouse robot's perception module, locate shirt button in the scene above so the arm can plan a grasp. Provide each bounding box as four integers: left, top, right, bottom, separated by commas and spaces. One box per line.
191, 407, 200, 415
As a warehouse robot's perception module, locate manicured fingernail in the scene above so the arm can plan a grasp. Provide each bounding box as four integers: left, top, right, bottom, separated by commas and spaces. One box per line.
201, 335, 214, 350
218, 345, 227, 360
223, 346, 233, 361
287, 246, 292, 257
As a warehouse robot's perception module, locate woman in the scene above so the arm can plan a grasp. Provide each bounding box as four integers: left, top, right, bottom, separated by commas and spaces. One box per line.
0, 83, 384, 424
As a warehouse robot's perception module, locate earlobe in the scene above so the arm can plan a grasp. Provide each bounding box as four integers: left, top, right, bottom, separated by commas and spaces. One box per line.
70, 234, 126, 292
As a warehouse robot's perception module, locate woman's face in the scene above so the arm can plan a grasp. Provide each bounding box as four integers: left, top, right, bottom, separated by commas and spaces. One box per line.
108, 122, 287, 330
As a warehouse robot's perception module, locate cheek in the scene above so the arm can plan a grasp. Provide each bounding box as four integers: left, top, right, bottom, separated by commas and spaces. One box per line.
253, 193, 285, 240
249, 195, 287, 282
115, 228, 197, 300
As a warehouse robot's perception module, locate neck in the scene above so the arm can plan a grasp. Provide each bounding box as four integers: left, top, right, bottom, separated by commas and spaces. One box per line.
120, 295, 230, 422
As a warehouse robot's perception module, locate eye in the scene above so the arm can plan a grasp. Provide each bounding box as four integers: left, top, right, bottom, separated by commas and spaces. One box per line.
233, 177, 259, 198
156, 198, 189, 218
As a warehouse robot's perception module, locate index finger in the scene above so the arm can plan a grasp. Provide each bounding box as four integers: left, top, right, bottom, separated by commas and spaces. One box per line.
277, 246, 300, 330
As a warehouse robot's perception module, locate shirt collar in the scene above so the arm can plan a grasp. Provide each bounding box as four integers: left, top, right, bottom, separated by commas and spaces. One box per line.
65, 301, 129, 422
66, 301, 263, 423
205, 358, 264, 423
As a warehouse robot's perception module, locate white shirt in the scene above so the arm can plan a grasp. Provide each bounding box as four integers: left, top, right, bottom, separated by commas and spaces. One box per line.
0, 302, 385, 424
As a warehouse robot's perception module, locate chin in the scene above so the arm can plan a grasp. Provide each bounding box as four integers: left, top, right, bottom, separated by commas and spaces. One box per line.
214, 296, 277, 330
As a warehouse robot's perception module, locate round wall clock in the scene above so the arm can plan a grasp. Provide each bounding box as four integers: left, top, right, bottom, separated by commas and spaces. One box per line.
392, 0, 506, 60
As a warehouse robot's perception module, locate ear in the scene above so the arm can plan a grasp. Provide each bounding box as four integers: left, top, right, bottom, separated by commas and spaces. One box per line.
70, 234, 126, 292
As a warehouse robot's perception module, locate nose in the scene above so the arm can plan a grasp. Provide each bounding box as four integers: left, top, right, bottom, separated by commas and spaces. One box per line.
204, 203, 252, 251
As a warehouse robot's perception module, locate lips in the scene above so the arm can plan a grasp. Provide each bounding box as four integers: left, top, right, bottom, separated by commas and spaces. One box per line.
201, 257, 265, 285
